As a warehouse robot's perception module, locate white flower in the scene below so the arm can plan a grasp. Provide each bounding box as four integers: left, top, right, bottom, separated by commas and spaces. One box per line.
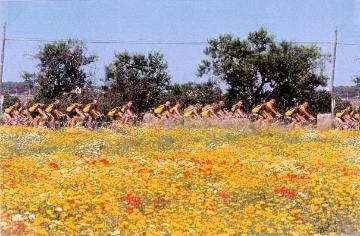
111, 230, 121, 235
55, 207, 63, 212
11, 214, 23, 222
298, 192, 306, 197
0, 221, 8, 227
29, 214, 36, 220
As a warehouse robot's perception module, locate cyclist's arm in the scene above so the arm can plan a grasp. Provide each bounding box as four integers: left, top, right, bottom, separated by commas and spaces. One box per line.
209, 109, 220, 119
269, 107, 281, 116
38, 109, 48, 118
75, 108, 86, 118
173, 108, 182, 117
302, 109, 315, 120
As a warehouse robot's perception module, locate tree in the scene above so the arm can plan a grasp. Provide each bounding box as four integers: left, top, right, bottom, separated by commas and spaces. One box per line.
104, 51, 171, 112
354, 76, 360, 92
3, 94, 20, 109
198, 28, 329, 110
22, 40, 96, 102
308, 90, 331, 114
163, 80, 222, 106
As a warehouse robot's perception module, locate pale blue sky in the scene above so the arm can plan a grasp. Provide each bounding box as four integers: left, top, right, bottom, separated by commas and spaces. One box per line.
0, 0, 359, 86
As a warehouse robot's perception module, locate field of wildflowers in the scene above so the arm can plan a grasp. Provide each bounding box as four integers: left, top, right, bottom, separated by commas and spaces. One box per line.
0, 126, 359, 235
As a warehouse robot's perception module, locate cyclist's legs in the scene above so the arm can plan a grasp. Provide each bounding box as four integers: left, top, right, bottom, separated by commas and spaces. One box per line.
31, 115, 41, 127
47, 113, 56, 128
3, 113, 13, 124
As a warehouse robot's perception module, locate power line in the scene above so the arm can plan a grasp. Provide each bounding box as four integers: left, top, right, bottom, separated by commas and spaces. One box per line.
5, 37, 360, 46
5, 38, 208, 45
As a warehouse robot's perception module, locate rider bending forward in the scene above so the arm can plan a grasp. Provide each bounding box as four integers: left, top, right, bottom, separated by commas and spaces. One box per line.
83, 100, 102, 127
297, 102, 316, 126
154, 101, 172, 119
45, 99, 64, 128
231, 100, 248, 118
201, 102, 220, 119
336, 106, 354, 130
169, 101, 183, 120
261, 99, 282, 124
121, 101, 137, 124
4, 102, 22, 125
66, 103, 85, 127
28, 103, 48, 127
183, 103, 202, 119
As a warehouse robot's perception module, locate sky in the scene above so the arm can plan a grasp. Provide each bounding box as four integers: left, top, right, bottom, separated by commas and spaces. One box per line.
0, 0, 359, 86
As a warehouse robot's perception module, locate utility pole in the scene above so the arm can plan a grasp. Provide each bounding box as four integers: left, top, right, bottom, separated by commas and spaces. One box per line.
0, 22, 6, 114
330, 27, 338, 127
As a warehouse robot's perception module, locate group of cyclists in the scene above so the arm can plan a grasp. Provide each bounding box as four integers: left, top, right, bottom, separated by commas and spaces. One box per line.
2, 98, 359, 129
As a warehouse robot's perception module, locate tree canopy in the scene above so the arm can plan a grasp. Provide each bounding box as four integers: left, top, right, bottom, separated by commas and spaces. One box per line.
103, 51, 171, 112
22, 40, 96, 102
198, 28, 329, 109
163, 80, 222, 106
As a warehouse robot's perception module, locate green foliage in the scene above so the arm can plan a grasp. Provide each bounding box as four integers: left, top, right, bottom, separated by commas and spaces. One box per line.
335, 97, 351, 112
198, 28, 329, 108
3, 93, 20, 109
162, 80, 222, 106
354, 76, 360, 91
308, 90, 331, 114
22, 40, 96, 103
104, 51, 171, 112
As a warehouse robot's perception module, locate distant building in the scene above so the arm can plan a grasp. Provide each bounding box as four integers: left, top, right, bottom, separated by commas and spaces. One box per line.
9, 94, 34, 104
347, 98, 360, 106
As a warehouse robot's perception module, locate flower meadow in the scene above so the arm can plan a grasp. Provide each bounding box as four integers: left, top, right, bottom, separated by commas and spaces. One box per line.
0, 126, 359, 235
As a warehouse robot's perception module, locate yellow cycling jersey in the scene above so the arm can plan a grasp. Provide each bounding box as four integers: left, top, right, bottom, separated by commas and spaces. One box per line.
4, 105, 16, 114
66, 104, 78, 113
264, 102, 274, 113
231, 104, 238, 112
154, 105, 168, 114
107, 107, 119, 117
183, 106, 196, 117
120, 105, 127, 113
251, 104, 264, 113
45, 104, 55, 113
336, 109, 350, 118
201, 105, 214, 117
298, 105, 308, 116
83, 104, 92, 113
28, 103, 40, 112
285, 107, 298, 117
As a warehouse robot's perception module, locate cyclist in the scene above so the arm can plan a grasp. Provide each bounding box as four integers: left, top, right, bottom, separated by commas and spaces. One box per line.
107, 106, 123, 122
201, 102, 220, 119
262, 99, 282, 123
183, 103, 202, 119
66, 103, 85, 127
336, 105, 354, 130
83, 99, 102, 127
28, 103, 48, 127
4, 102, 22, 125
169, 101, 182, 119
45, 99, 64, 128
350, 106, 359, 120
251, 99, 267, 123
216, 101, 227, 118
154, 101, 172, 119
297, 102, 316, 126
285, 100, 301, 128
121, 101, 137, 124
231, 100, 248, 118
